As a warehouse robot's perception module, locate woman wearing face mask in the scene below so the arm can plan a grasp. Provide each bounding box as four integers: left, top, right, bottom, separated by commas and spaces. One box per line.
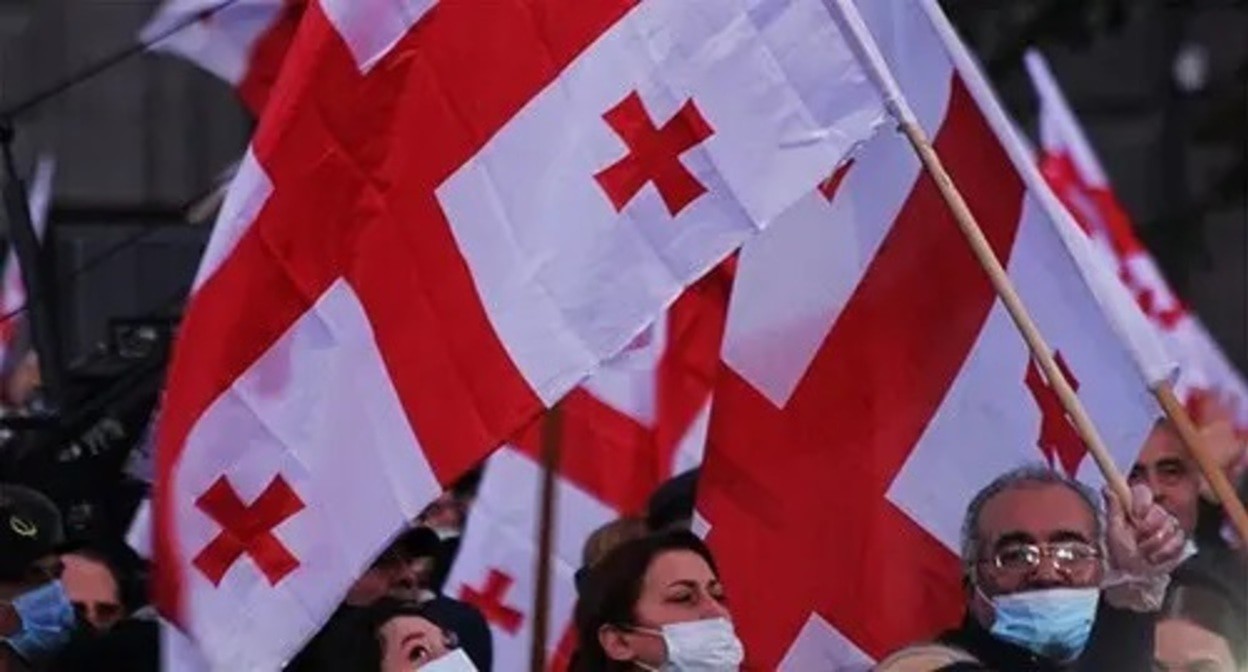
571, 530, 744, 671
1154, 575, 1246, 672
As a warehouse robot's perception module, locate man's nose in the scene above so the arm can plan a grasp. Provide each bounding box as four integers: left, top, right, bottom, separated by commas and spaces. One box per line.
1025, 556, 1068, 589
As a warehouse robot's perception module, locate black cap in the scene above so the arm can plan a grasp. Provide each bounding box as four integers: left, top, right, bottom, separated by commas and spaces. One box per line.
395, 526, 441, 560
0, 484, 64, 582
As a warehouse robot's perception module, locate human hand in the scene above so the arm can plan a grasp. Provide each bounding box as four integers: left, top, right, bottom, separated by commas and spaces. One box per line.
1102, 484, 1188, 611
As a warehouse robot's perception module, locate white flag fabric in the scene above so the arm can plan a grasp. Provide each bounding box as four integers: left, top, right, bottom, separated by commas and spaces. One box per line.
152, 1, 886, 668
698, 0, 1173, 667
1026, 49, 1248, 430
443, 264, 730, 670
0, 156, 55, 379
141, 0, 303, 114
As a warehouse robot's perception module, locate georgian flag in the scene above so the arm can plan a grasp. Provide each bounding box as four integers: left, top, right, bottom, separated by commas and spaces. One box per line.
152, 1, 887, 668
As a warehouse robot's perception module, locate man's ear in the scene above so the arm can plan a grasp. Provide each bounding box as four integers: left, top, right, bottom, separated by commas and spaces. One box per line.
599, 624, 637, 663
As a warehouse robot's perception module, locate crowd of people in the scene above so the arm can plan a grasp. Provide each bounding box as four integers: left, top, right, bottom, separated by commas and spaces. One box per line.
0, 407, 1243, 670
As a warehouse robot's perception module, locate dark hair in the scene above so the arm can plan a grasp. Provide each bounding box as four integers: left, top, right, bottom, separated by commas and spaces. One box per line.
1161, 578, 1247, 666
354, 598, 456, 670
571, 530, 719, 672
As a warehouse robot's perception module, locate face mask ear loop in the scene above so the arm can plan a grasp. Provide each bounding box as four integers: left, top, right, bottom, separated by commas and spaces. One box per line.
615, 624, 665, 671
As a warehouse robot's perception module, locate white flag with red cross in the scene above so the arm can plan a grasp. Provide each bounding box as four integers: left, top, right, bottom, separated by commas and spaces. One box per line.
141, 0, 305, 115
696, 0, 1175, 668
1025, 49, 1248, 434
152, 0, 887, 668
444, 263, 732, 671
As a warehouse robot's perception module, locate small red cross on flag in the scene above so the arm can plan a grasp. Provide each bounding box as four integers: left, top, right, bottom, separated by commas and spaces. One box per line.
153, 0, 885, 667
192, 475, 304, 586
1024, 352, 1088, 477
459, 569, 525, 636
1028, 48, 1248, 432
595, 91, 715, 216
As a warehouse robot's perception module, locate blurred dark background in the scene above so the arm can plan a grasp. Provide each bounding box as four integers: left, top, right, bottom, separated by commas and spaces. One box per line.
945, 0, 1247, 372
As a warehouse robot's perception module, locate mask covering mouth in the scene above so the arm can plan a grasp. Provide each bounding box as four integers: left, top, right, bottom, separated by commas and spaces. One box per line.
629, 617, 744, 671
2, 580, 77, 663
984, 586, 1099, 663
416, 647, 478, 671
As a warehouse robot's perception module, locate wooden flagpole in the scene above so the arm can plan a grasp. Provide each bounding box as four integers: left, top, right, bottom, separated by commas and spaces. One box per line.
827, 0, 1133, 504
1153, 383, 1248, 545
530, 403, 563, 672
895, 119, 1132, 504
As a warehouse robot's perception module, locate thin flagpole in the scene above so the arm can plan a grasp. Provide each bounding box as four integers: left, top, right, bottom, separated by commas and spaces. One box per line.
1025, 49, 1248, 547
824, 0, 1133, 504
1153, 384, 1248, 546
530, 403, 563, 672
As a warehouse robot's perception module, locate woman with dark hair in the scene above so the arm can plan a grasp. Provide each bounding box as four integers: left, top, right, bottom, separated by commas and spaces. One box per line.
572, 530, 743, 671
1154, 577, 1246, 672
355, 598, 477, 671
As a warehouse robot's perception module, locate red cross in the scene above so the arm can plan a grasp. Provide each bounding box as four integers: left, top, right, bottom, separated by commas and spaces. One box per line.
594, 91, 714, 216
1024, 352, 1088, 478
459, 569, 525, 635
700, 77, 1026, 666
192, 475, 304, 586
1123, 272, 1184, 331
156, 0, 646, 618
1039, 153, 1186, 331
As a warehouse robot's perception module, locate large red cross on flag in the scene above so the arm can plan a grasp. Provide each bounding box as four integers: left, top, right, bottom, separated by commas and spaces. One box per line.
1025, 49, 1248, 434
153, 0, 886, 667
444, 263, 732, 671
697, 0, 1174, 667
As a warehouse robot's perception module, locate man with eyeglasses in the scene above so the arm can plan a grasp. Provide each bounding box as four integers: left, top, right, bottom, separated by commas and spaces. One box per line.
881, 465, 1189, 671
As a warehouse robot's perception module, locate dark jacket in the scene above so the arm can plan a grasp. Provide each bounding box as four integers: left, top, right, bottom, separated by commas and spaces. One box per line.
937, 599, 1154, 672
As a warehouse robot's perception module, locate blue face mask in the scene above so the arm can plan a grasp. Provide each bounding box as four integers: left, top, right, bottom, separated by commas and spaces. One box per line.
3, 580, 76, 662
988, 587, 1099, 662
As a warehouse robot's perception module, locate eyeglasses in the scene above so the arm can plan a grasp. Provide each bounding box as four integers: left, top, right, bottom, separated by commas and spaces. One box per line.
981, 540, 1102, 574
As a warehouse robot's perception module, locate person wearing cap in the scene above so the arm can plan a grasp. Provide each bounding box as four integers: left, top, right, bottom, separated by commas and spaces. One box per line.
0, 484, 76, 670
384, 526, 492, 671
289, 527, 492, 671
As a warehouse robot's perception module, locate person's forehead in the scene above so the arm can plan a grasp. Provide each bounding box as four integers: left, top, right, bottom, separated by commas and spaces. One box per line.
643, 549, 715, 589
62, 554, 114, 579
1156, 618, 1234, 664
384, 615, 440, 639
1138, 423, 1186, 464
978, 483, 1095, 539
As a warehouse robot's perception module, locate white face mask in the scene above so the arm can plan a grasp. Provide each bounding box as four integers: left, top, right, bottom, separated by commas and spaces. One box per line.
634, 617, 745, 671
417, 648, 477, 672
